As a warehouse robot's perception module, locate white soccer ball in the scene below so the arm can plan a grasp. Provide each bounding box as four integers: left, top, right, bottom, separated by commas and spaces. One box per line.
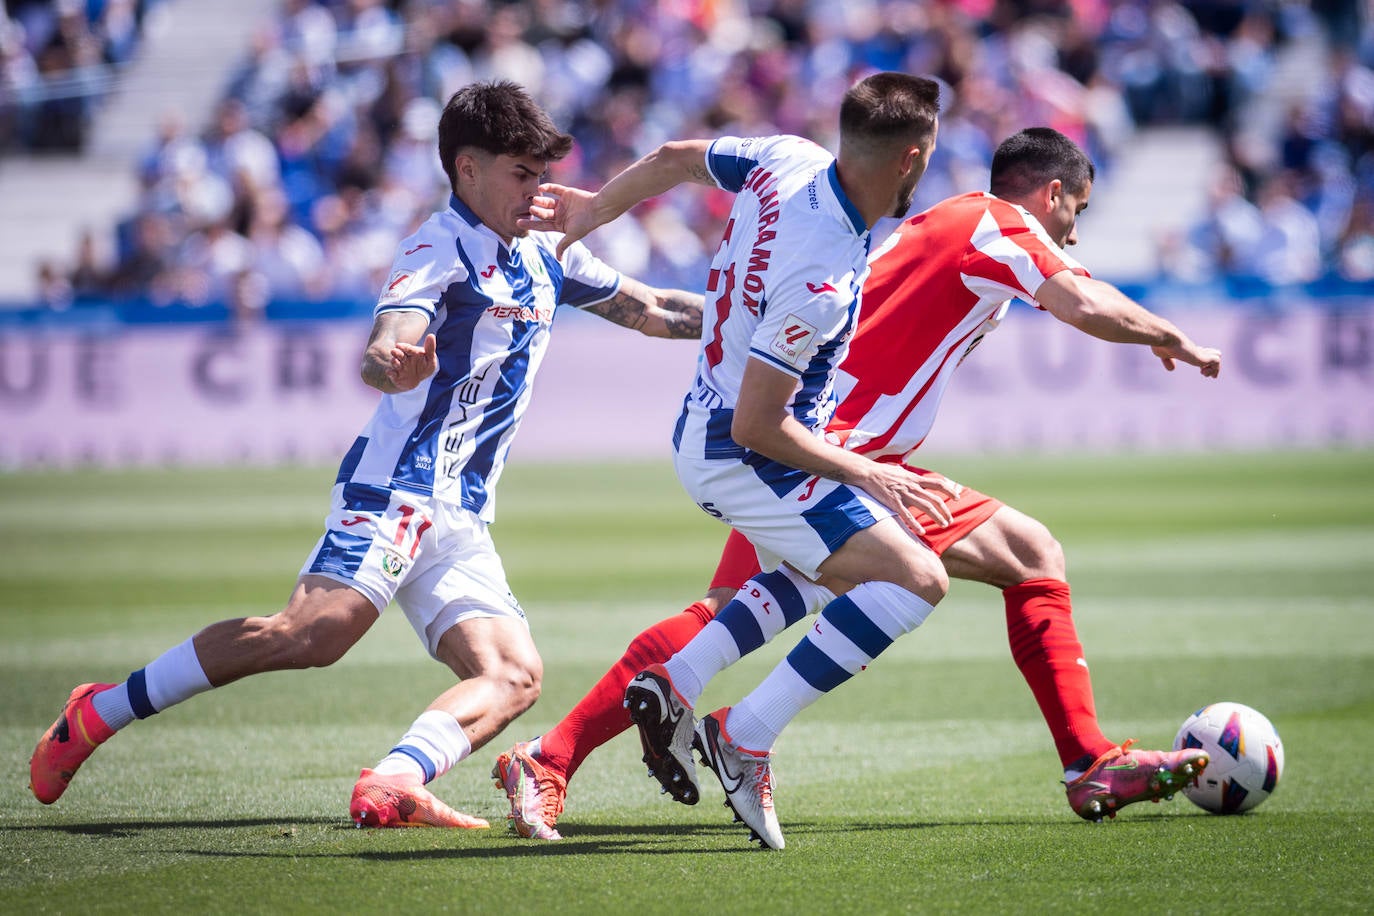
1173, 702, 1284, 814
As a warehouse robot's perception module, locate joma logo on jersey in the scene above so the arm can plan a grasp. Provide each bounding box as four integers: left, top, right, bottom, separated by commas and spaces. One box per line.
769, 315, 817, 366
806, 281, 837, 294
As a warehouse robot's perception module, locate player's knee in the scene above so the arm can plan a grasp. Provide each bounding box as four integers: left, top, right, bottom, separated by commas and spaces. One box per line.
497, 655, 543, 715
923, 554, 950, 601
903, 548, 949, 604
1022, 517, 1066, 580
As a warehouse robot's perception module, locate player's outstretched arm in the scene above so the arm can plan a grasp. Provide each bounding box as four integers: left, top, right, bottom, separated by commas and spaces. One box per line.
361, 310, 436, 393
583, 276, 703, 340
518, 139, 716, 257
1035, 272, 1222, 378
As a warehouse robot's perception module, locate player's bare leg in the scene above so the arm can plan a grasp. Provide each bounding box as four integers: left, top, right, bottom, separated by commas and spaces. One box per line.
354, 615, 539, 829
31, 577, 377, 804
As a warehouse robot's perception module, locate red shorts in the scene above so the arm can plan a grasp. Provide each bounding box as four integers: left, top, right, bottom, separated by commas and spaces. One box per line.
707, 466, 1002, 591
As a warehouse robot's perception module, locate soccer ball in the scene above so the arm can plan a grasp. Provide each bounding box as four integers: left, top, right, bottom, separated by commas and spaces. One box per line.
1173, 702, 1284, 814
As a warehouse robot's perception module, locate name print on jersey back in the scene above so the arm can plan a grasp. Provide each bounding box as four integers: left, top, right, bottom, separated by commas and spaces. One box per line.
674, 134, 874, 462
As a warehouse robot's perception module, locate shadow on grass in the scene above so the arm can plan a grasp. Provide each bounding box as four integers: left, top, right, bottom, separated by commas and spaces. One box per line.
7, 817, 340, 838
147, 816, 1113, 860
6, 812, 1181, 849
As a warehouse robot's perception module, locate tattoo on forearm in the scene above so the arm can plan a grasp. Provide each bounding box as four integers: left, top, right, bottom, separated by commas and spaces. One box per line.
686, 162, 712, 183
588, 282, 702, 338
589, 289, 651, 331
361, 356, 389, 390
659, 289, 703, 339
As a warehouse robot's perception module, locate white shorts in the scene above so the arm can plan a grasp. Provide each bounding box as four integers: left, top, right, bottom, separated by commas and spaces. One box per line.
673, 450, 896, 580
300, 483, 527, 658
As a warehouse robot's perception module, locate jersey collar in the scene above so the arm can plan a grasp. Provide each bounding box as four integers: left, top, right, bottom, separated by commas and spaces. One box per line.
449, 192, 484, 229
826, 161, 868, 238
449, 191, 522, 256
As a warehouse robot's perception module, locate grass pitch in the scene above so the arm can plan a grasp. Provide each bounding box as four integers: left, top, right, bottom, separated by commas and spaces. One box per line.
2, 450, 1372, 914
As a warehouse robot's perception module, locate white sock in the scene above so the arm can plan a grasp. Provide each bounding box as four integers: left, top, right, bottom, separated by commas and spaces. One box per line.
91, 684, 136, 731
725, 660, 819, 751
92, 638, 212, 731
663, 620, 739, 707
726, 582, 936, 750
374, 710, 472, 783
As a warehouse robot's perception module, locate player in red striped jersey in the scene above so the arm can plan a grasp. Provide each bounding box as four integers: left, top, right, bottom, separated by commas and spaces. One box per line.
496, 127, 1219, 841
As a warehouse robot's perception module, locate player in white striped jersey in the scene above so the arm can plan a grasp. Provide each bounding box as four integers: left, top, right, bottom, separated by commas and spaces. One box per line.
29, 82, 703, 829
517, 73, 950, 848
496, 128, 1222, 845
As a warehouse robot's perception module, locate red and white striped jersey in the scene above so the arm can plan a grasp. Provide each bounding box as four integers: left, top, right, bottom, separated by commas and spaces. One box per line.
828, 191, 1089, 462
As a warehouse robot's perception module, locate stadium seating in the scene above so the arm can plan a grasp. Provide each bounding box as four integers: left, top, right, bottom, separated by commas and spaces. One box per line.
6, 0, 1373, 311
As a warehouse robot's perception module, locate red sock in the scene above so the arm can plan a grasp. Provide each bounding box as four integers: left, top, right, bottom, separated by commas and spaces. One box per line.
1003, 578, 1114, 768
538, 601, 716, 781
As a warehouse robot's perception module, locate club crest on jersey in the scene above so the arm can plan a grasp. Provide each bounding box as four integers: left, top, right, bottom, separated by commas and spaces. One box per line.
380, 269, 413, 305
380, 548, 409, 580
769, 315, 817, 366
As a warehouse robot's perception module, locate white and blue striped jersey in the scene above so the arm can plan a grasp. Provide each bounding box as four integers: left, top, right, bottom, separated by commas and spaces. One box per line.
672, 135, 872, 461
337, 193, 622, 522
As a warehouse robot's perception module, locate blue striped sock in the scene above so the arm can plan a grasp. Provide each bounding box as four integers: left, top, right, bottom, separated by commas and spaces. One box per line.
666, 567, 831, 705
727, 582, 935, 750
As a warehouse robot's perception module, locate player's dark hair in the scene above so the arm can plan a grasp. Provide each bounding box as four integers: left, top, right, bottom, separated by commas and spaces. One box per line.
989, 127, 1095, 198
438, 81, 574, 191
839, 72, 941, 154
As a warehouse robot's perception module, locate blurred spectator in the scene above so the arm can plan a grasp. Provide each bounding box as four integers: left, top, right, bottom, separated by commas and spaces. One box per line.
1252, 171, 1324, 284
35, 257, 73, 308
107, 209, 176, 296
34, 0, 1374, 310
245, 186, 328, 297
227, 266, 270, 322
1172, 163, 1265, 281
1, 0, 165, 154
68, 227, 110, 298
1337, 191, 1374, 280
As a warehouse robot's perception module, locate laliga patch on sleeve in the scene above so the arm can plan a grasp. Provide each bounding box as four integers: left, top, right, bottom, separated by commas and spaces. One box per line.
380, 269, 413, 305
769, 314, 818, 366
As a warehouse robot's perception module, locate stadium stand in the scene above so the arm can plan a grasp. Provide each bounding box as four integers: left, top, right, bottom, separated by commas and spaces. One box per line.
0, 0, 280, 304
0, 0, 1371, 310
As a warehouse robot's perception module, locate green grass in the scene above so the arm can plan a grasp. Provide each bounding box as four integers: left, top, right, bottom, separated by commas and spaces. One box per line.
2, 450, 1373, 913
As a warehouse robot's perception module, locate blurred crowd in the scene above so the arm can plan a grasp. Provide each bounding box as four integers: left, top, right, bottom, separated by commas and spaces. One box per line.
1, 0, 162, 151
16, 0, 1374, 314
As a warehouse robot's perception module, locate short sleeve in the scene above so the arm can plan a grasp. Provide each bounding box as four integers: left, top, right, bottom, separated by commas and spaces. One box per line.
963, 200, 1092, 308
375, 235, 462, 319
705, 135, 815, 193
555, 239, 623, 308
